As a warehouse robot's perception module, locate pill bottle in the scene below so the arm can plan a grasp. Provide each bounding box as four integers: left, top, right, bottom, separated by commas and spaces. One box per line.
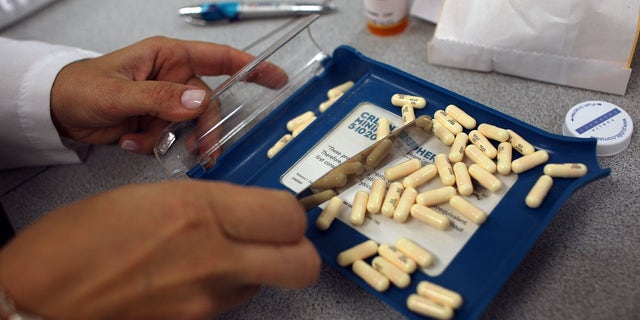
364, 0, 409, 36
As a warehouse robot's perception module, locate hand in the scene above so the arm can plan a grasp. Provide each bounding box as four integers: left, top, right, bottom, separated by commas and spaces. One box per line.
50, 36, 288, 154
0, 180, 319, 319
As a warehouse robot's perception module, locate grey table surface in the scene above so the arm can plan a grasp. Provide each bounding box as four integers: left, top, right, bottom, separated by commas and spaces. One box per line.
1, 0, 639, 319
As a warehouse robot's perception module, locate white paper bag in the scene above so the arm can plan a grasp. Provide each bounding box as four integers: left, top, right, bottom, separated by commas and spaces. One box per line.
425, 0, 640, 95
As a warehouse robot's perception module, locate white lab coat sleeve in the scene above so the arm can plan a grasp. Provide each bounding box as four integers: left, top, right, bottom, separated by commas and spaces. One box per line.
0, 37, 101, 170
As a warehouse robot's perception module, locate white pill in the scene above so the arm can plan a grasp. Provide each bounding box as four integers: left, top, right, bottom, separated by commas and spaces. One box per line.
452, 162, 473, 196
507, 129, 535, 155
350, 190, 369, 226
449, 132, 468, 163
511, 150, 549, 173
449, 195, 487, 225
543, 163, 588, 178
391, 94, 427, 109
384, 158, 422, 181
402, 164, 438, 189
465, 144, 497, 173
468, 130, 498, 159
315, 196, 344, 230
434, 109, 463, 135
410, 204, 451, 230
435, 154, 456, 186
378, 244, 417, 274
468, 164, 503, 193
337, 240, 379, 267
393, 187, 418, 223
416, 186, 457, 206
417, 280, 464, 309
372, 256, 411, 288
327, 80, 353, 99
496, 142, 513, 175
526, 175, 553, 208
402, 105, 416, 124
286, 111, 315, 132
376, 117, 390, 141
381, 182, 404, 218
396, 237, 433, 268
433, 121, 455, 146
367, 179, 387, 214
478, 123, 510, 142
407, 294, 454, 320
445, 104, 476, 129
353, 260, 390, 292
267, 134, 293, 158
319, 93, 343, 112
291, 116, 316, 137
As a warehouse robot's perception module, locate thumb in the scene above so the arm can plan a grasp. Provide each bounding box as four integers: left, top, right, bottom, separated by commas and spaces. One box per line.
115, 78, 211, 122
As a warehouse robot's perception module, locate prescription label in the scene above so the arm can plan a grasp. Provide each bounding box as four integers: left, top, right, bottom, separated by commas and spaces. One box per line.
282, 102, 517, 276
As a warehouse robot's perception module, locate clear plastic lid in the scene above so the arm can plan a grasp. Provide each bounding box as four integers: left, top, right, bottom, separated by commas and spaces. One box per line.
154, 15, 328, 176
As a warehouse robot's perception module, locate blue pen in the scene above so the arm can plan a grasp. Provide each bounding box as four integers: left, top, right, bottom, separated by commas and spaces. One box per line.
178, 1, 336, 24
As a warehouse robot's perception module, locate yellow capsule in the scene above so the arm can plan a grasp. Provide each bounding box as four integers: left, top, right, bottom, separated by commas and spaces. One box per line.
391, 93, 427, 109
468, 130, 498, 159
449, 195, 487, 225
376, 117, 390, 141
407, 294, 454, 320
543, 163, 588, 178
372, 256, 411, 288
384, 158, 421, 181
291, 116, 316, 137
478, 123, 510, 142
318, 93, 342, 112
334, 161, 365, 177
445, 104, 476, 129
507, 129, 535, 155
465, 144, 497, 173
511, 150, 549, 173
416, 186, 457, 206
410, 204, 451, 230
366, 138, 393, 168
526, 175, 553, 208
403, 164, 438, 189
402, 105, 416, 124
468, 164, 503, 193
267, 134, 293, 158
434, 109, 463, 135
448, 132, 468, 163
310, 171, 347, 190
416, 115, 433, 132
393, 187, 418, 223
434, 154, 456, 186
286, 111, 315, 132
417, 281, 464, 309
496, 142, 513, 176
433, 121, 455, 146
353, 260, 390, 292
350, 190, 369, 226
327, 80, 354, 99
381, 182, 404, 218
299, 189, 337, 210
453, 162, 473, 196
378, 244, 417, 274
337, 239, 379, 267
396, 238, 433, 268
367, 179, 387, 214
315, 196, 344, 231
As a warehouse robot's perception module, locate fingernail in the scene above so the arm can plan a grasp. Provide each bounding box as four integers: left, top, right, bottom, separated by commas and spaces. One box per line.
120, 140, 139, 152
181, 89, 206, 109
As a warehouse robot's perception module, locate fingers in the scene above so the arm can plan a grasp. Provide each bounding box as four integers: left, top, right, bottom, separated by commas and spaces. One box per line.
204, 183, 308, 243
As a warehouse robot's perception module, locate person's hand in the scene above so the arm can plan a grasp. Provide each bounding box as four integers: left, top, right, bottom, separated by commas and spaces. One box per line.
0, 180, 319, 319
50, 36, 288, 154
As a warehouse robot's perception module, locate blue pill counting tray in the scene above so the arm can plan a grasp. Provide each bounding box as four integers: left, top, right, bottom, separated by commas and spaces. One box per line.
154, 15, 609, 320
